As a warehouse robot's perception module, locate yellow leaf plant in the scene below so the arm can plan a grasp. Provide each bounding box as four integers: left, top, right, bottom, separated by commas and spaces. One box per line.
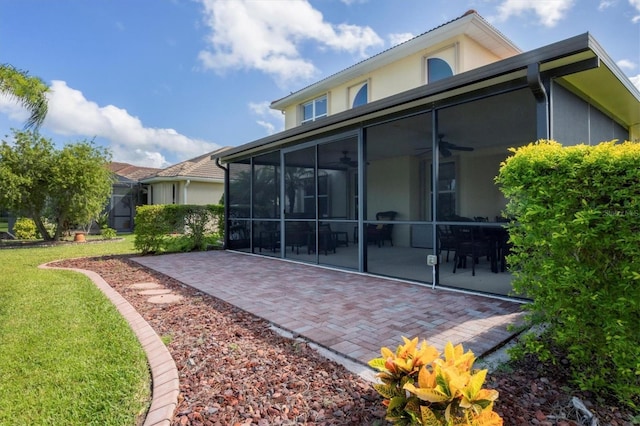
368, 338, 503, 425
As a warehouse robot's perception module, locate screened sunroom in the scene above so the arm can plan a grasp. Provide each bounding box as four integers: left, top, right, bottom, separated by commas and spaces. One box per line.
218, 34, 638, 299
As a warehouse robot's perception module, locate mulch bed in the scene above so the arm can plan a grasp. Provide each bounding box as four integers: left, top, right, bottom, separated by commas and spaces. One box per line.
52, 254, 636, 426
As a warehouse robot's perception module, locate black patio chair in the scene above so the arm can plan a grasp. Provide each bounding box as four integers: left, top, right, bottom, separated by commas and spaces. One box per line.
437, 224, 457, 262
367, 211, 397, 247
451, 225, 492, 276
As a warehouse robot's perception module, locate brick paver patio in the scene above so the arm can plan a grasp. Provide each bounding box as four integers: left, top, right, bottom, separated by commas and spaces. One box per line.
133, 250, 524, 367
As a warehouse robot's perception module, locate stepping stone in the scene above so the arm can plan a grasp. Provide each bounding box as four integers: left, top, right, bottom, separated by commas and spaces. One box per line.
138, 289, 172, 296
130, 282, 163, 290
147, 293, 184, 304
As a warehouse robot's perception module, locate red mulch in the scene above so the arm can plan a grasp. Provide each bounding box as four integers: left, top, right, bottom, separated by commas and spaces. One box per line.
52, 255, 636, 426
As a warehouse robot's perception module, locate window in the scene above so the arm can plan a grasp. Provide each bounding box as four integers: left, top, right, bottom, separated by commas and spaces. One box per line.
426, 58, 453, 83
301, 95, 327, 123
303, 175, 329, 217
424, 45, 457, 84
349, 81, 368, 108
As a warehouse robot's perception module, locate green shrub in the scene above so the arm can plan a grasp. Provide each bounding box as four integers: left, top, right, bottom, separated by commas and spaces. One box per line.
100, 227, 117, 239
13, 217, 37, 239
163, 234, 195, 253
134, 204, 223, 254
133, 205, 171, 254
496, 139, 640, 407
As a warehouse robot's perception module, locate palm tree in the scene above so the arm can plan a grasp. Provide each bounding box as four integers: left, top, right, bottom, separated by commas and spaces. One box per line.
0, 64, 49, 129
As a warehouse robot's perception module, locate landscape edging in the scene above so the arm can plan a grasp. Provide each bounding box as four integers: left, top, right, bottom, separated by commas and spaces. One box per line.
39, 262, 178, 426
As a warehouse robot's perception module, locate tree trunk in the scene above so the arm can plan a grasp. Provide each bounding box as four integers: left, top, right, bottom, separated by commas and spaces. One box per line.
53, 215, 66, 241
32, 215, 53, 241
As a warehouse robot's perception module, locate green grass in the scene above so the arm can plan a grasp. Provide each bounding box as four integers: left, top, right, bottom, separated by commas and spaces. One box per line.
0, 235, 151, 426
0, 219, 7, 233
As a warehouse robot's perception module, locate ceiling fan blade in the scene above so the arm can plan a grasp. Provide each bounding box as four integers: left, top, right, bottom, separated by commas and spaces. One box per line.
440, 147, 452, 157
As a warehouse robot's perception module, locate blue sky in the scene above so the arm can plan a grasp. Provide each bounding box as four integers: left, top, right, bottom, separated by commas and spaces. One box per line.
1, 0, 639, 168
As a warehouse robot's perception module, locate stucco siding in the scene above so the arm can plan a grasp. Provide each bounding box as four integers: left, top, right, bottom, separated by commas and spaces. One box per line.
281, 35, 504, 130
185, 181, 224, 205
460, 35, 502, 71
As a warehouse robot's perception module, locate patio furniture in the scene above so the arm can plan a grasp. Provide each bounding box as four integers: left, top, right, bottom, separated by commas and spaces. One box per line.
451, 225, 492, 276
307, 223, 336, 255
285, 221, 311, 254
258, 228, 280, 252
367, 211, 397, 247
333, 229, 349, 247
228, 223, 250, 249
437, 224, 457, 262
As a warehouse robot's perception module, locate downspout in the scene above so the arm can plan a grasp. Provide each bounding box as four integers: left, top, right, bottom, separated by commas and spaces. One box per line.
215, 157, 229, 249
184, 179, 191, 204
527, 62, 550, 140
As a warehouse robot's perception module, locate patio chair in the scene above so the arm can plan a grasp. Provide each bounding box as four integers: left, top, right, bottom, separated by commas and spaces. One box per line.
285, 221, 311, 254
367, 211, 397, 247
307, 223, 336, 255
437, 224, 457, 262
451, 225, 492, 276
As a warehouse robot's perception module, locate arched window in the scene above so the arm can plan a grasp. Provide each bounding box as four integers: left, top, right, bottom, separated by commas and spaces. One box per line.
351, 82, 368, 108
427, 57, 453, 83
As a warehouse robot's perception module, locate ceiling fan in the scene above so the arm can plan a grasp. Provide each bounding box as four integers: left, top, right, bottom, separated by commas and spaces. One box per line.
337, 151, 358, 167
416, 134, 474, 158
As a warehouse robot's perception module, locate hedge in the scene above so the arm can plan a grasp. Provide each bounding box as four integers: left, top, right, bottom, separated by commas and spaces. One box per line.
134, 204, 224, 255
496, 139, 640, 407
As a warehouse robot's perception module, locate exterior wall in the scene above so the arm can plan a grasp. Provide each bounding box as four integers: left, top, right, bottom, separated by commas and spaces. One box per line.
149, 180, 223, 205
458, 151, 507, 220
459, 35, 501, 71
185, 181, 224, 205
282, 35, 503, 130
366, 155, 417, 246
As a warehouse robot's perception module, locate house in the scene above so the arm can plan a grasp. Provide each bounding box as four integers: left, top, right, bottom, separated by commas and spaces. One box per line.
216, 10, 640, 297
140, 147, 230, 206
108, 162, 160, 232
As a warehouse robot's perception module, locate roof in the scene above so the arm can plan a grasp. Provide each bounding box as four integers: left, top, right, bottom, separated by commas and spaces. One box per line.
270, 10, 521, 110
109, 162, 161, 182
140, 146, 231, 183
221, 33, 640, 162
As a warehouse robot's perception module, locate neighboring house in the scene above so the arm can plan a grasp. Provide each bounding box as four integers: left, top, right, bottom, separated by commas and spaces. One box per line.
108, 162, 161, 232
217, 10, 640, 298
139, 147, 230, 206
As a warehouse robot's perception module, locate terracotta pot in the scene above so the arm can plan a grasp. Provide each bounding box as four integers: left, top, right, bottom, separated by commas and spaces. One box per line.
74, 232, 86, 242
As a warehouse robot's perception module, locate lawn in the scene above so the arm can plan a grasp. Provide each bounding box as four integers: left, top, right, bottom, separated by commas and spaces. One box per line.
0, 235, 151, 426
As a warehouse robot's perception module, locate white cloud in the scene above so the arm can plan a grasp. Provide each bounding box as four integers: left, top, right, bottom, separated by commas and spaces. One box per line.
388, 32, 415, 47
631, 0, 640, 22
617, 59, 637, 70
630, 74, 640, 91
0, 94, 30, 123
249, 101, 284, 135
493, 0, 575, 27
598, 0, 616, 10
1, 81, 219, 168
197, 0, 383, 86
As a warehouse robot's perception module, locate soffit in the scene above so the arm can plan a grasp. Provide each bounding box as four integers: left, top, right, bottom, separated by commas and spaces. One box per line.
559, 61, 640, 130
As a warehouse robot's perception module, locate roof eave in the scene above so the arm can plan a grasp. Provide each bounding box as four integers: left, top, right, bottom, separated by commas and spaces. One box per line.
139, 176, 224, 184
224, 33, 638, 162
270, 12, 521, 110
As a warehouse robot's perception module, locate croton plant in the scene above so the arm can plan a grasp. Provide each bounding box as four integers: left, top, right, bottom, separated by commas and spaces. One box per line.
368, 337, 503, 425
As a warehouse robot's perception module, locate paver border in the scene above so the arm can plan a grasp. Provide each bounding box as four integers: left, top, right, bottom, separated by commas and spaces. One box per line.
40, 262, 178, 426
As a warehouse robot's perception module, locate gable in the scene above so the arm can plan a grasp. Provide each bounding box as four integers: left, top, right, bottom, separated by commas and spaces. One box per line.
273, 10, 520, 129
